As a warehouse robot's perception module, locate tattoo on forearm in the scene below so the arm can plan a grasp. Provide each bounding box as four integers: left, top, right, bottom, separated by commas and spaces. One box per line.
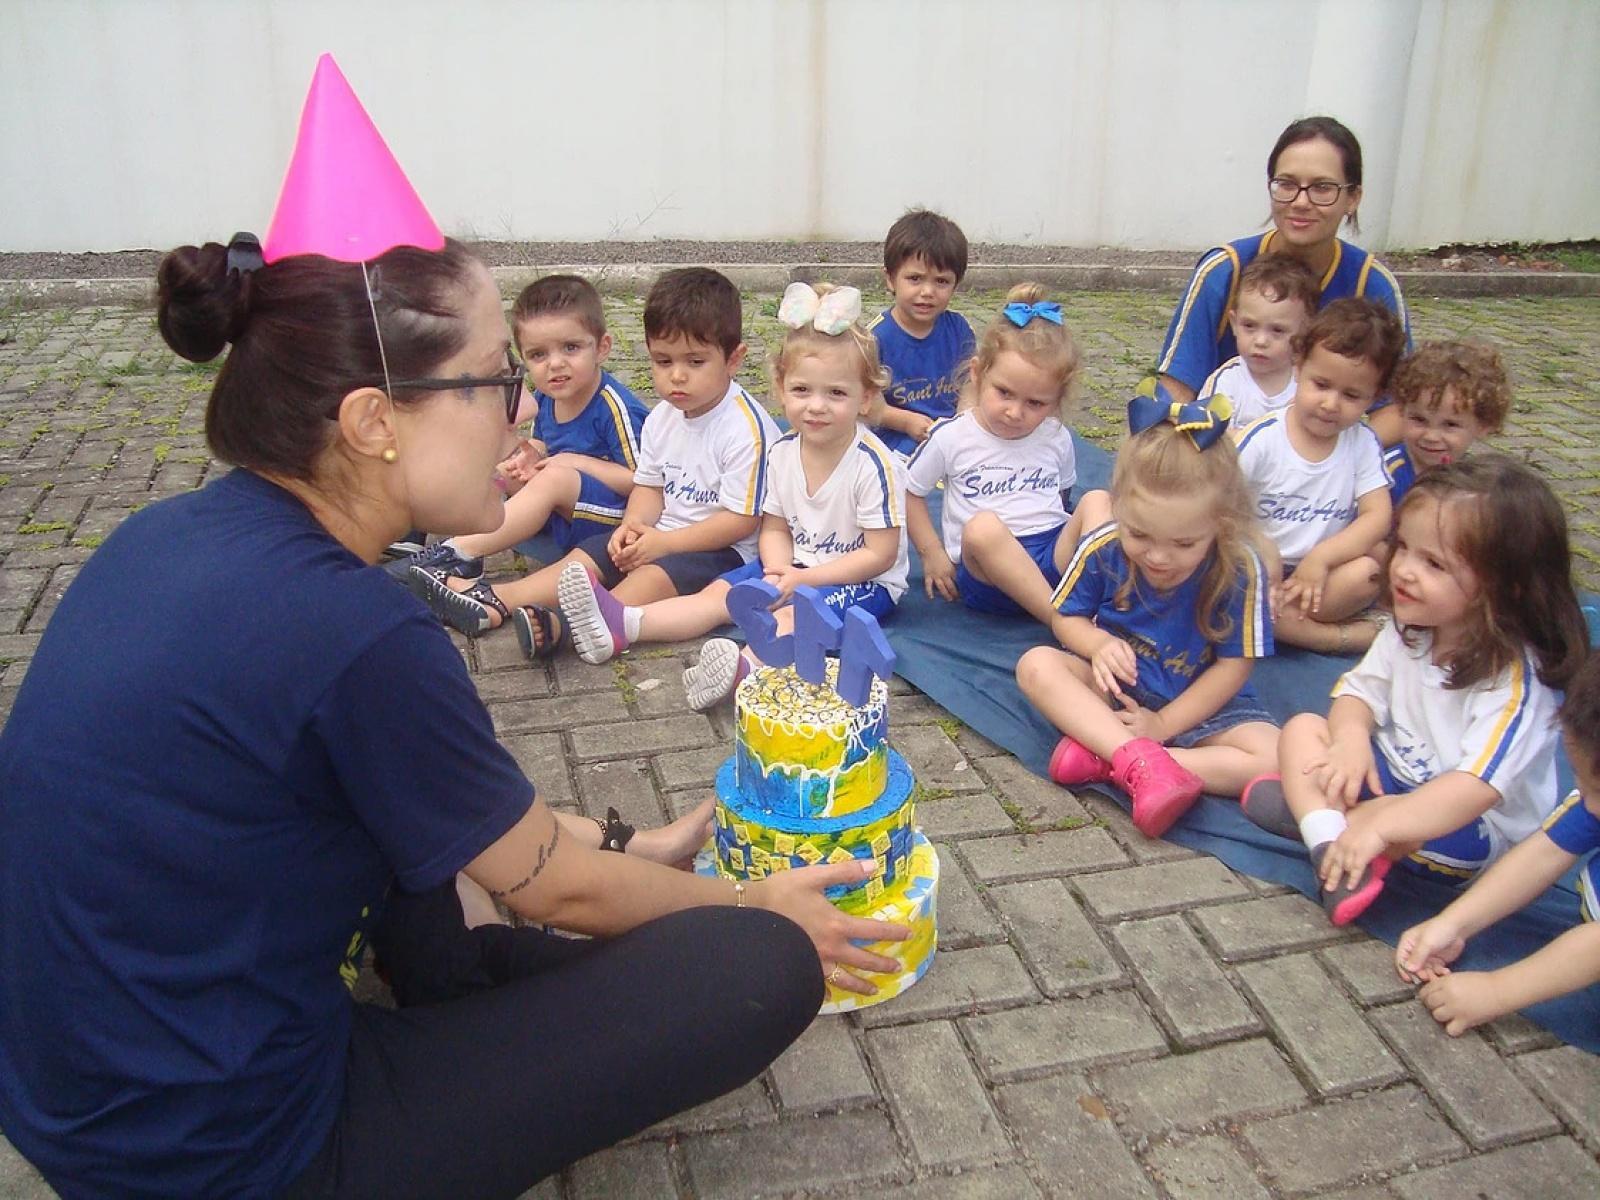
489, 818, 561, 898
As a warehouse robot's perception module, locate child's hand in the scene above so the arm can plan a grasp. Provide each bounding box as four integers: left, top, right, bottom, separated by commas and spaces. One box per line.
498, 439, 544, 483
1417, 970, 1510, 1036
764, 565, 807, 604
1304, 734, 1380, 809
908, 414, 935, 444
1089, 635, 1139, 702
921, 548, 959, 602
607, 519, 645, 566
617, 527, 669, 569
539, 452, 590, 474
1114, 698, 1165, 743
1281, 555, 1331, 617
1318, 809, 1387, 893
1396, 917, 1466, 984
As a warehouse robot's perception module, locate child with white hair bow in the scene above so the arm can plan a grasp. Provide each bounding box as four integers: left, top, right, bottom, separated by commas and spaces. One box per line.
559, 282, 913, 709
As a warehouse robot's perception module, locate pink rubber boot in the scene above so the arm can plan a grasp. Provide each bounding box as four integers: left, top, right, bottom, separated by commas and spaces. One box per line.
1048, 737, 1113, 787
1111, 738, 1204, 838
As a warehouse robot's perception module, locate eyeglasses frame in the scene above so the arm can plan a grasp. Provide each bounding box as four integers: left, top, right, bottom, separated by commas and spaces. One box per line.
344, 351, 526, 425
1267, 177, 1357, 208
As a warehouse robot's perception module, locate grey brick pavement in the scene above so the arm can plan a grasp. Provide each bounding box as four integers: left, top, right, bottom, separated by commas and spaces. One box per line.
0, 285, 1597, 1197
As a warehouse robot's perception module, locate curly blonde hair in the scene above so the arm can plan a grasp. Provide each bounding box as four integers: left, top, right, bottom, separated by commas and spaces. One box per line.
958, 283, 1081, 422
770, 283, 891, 424
1109, 423, 1268, 642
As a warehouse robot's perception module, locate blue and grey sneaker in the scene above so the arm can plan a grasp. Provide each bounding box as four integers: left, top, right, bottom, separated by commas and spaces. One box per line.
383, 529, 429, 559
384, 540, 484, 584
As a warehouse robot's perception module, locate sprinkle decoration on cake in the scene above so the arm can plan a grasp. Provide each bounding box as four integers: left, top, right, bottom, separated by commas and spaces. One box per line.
702, 581, 938, 1013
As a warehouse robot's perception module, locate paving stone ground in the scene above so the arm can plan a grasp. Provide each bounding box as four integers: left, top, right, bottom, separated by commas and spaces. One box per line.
1, 283, 1597, 1197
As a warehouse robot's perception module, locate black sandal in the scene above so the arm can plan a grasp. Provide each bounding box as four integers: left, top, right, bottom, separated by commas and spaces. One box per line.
412, 568, 510, 635
513, 604, 567, 661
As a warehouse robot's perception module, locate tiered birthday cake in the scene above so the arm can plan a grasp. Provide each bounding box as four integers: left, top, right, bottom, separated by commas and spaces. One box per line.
709, 660, 939, 1013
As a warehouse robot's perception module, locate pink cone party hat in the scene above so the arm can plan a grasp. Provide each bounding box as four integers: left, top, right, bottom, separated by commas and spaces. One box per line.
261, 54, 444, 264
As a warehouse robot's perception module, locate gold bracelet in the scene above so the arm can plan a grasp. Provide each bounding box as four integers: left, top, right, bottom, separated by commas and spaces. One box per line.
733, 881, 746, 908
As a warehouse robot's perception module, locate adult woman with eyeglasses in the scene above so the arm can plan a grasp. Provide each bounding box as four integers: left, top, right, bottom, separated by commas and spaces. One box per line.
1156, 116, 1411, 443
0, 236, 904, 1198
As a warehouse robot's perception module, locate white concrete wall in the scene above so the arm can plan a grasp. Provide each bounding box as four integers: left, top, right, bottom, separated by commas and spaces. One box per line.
1, 0, 1595, 254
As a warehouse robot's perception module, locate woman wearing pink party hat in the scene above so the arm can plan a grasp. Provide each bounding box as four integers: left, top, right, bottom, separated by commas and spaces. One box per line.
0, 56, 901, 1198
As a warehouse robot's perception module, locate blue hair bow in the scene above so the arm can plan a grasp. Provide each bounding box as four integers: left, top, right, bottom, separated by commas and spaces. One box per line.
1002, 300, 1064, 328
1127, 376, 1234, 450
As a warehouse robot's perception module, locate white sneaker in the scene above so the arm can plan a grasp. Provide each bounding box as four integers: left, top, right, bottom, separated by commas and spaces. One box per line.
683, 638, 750, 711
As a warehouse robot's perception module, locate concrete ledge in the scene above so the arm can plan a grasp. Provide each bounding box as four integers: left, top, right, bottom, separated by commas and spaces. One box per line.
4, 263, 1596, 309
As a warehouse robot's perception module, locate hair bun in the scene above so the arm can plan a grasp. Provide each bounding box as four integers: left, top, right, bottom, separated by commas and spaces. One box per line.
156, 242, 253, 362
1004, 281, 1049, 306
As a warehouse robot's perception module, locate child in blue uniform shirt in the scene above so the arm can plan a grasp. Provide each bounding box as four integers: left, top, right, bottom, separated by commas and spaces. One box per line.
1018, 388, 1278, 840
1382, 341, 1510, 508
400, 275, 647, 581
1396, 651, 1600, 1035
867, 209, 975, 458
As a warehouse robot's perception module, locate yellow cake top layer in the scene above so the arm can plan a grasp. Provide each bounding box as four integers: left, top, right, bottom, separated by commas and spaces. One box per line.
736, 662, 888, 739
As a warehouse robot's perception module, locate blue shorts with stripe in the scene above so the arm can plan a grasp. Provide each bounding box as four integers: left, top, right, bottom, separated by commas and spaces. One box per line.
1118, 678, 1274, 750
719, 560, 898, 623
1362, 744, 1496, 879
544, 473, 628, 550
957, 523, 1067, 617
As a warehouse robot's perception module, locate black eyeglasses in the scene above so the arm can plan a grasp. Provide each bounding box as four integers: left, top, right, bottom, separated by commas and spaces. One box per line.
383, 351, 526, 424
1268, 177, 1355, 207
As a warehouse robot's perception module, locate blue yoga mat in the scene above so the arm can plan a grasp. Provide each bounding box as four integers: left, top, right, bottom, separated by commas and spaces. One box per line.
885, 433, 1598, 1053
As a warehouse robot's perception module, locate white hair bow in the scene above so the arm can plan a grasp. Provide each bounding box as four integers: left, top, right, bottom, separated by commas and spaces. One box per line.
778, 282, 863, 336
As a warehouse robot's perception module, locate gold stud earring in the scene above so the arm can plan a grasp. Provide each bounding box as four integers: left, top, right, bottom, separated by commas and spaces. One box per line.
381, 448, 398, 464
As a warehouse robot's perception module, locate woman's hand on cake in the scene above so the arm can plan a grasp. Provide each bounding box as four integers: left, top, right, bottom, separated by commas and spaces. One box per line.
752, 859, 910, 996
628, 798, 714, 871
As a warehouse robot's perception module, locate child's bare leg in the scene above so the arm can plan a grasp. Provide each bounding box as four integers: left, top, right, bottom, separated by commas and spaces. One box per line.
489, 547, 605, 612
453, 466, 583, 559
1315, 557, 1382, 621
1073, 489, 1112, 533
1277, 712, 1340, 821
1275, 557, 1383, 653
959, 512, 1059, 625
632, 579, 734, 644
1016, 646, 1128, 759
1171, 721, 1279, 797
611, 565, 679, 606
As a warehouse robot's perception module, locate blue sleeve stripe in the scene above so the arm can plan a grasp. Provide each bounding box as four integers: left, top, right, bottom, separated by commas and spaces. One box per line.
904, 417, 954, 471
1157, 250, 1233, 375
1052, 522, 1117, 608
1467, 654, 1533, 780
857, 438, 899, 526
1365, 258, 1411, 343
1198, 358, 1236, 400
1542, 790, 1584, 834
600, 385, 639, 468
735, 391, 769, 514
1234, 414, 1279, 453
1240, 548, 1270, 657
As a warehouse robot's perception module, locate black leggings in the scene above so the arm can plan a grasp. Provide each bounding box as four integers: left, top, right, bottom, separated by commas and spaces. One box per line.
283, 885, 821, 1200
